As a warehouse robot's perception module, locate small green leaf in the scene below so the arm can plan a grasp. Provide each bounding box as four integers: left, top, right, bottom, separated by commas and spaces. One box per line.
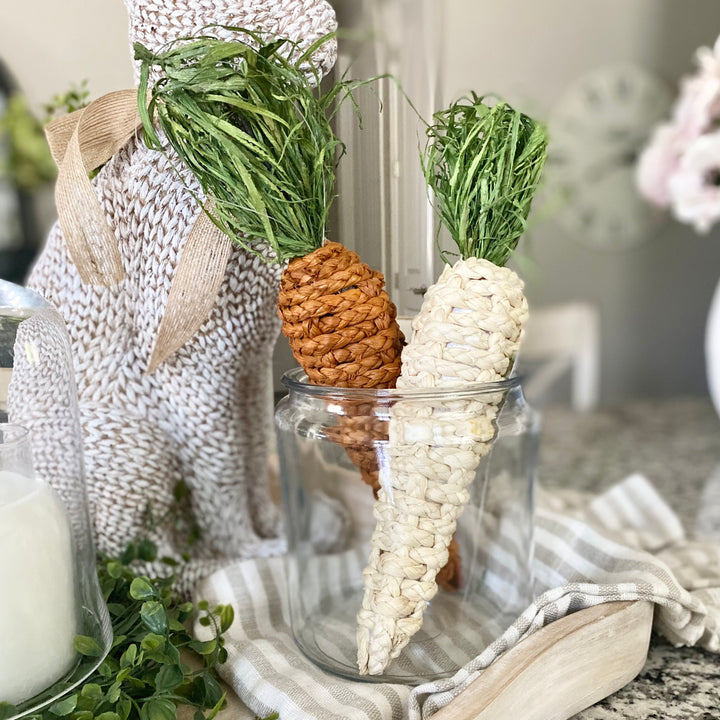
120, 542, 137, 565
169, 619, 186, 632
106, 682, 122, 704
118, 698, 132, 720
141, 633, 165, 652
130, 577, 156, 600
142, 698, 177, 720
80, 684, 103, 701
138, 538, 158, 562
206, 692, 226, 720
107, 561, 124, 579
49, 694, 78, 716
155, 664, 184, 692
120, 644, 138, 668
202, 675, 224, 707
164, 642, 181, 665
141, 601, 169, 635
74, 635, 103, 657
188, 639, 217, 656
96, 713, 121, 720
76, 695, 96, 713
219, 605, 234, 633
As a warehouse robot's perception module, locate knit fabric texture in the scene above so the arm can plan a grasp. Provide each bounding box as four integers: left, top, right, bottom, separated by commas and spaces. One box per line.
27, 0, 337, 592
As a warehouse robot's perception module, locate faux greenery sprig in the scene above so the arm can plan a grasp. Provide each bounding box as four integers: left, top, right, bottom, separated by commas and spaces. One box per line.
43, 81, 90, 121
421, 93, 548, 266
0, 541, 242, 720
135, 29, 358, 263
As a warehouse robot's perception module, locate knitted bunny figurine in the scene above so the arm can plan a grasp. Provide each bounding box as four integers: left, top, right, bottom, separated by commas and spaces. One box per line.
25, 0, 337, 591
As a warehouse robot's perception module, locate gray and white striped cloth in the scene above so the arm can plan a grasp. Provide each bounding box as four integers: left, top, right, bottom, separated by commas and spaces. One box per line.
194, 474, 720, 720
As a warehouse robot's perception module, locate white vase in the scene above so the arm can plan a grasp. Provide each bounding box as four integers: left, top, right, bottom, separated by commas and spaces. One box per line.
706, 281, 720, 417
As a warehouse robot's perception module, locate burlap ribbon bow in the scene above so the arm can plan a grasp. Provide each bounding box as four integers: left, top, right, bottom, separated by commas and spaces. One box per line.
46, 89, 234, 372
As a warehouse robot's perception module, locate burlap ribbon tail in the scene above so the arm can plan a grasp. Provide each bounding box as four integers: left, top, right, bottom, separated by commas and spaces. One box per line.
45, 90, 233, 372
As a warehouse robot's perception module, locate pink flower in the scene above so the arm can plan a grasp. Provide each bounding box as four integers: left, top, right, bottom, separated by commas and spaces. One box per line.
637, 34, 720, 210
636, 124, 689, 208
667, 131, 720, 234
695, 34, 720, 76
673, 71, 720, 137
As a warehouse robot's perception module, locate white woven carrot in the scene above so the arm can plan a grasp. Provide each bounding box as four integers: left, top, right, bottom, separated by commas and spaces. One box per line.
357, 96, 548, 675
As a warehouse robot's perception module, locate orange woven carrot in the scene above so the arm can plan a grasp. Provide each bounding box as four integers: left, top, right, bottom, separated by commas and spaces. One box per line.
278, 242, 402, 387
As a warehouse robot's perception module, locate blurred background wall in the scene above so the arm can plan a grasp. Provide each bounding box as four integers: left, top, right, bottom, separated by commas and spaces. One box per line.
438, 0, 720, 403
1, 0, 719, 404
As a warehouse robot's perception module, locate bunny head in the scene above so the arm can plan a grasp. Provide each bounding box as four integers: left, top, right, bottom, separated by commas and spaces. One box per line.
124, 0, 337, 83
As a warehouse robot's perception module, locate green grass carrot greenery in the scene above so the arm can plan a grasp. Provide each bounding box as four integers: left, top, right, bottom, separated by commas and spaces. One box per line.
422, 93, 548, 266
136, 29, 403, 389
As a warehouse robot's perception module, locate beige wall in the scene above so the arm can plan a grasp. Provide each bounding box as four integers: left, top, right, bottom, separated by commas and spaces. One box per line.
440, 0, 720, 402
0, 1, 132, 111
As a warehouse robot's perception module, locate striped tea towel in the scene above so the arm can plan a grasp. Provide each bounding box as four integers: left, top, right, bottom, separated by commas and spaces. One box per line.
194, 474, 720, 720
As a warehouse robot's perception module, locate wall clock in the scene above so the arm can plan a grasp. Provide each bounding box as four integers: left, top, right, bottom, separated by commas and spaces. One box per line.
545, 64, 672, 250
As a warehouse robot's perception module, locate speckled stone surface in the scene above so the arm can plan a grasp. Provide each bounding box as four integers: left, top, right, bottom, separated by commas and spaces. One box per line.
540, 398, 720, 719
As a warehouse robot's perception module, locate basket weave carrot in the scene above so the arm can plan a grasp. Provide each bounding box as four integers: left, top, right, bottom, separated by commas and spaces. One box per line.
356, 95, 548, 675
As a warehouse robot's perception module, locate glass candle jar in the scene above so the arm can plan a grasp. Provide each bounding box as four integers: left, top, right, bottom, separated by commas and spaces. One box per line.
275, 368, 537, 683
0, 282, 111, 718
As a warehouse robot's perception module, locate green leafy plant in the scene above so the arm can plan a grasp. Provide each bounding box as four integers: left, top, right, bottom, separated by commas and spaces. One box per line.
0, 80, 90, 193
43, 81, 90, 121
0, 94, 56, 192
0, 541, 238, 720
421, 93, 548, 266
135, 29, 364, 262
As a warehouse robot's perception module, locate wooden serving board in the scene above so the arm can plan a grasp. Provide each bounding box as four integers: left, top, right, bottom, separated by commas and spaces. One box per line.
434, 600, 654, 720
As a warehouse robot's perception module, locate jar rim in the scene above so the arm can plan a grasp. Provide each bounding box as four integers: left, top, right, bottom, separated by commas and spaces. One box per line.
280, 367, 523, 400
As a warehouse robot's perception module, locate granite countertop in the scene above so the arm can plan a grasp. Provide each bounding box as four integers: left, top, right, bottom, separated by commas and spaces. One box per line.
539, 397, 720, 719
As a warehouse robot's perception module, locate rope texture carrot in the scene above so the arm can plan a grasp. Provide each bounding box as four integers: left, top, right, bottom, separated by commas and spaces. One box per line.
278, 242, 404, 388
357, 257, 528, 675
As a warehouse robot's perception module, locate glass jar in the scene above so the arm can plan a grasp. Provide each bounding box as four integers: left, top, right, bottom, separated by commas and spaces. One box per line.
275, 368, 537, 683
0, 282, 111, 717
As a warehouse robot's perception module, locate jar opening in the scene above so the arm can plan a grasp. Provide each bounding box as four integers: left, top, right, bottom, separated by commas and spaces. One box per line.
280, 367, 523, 400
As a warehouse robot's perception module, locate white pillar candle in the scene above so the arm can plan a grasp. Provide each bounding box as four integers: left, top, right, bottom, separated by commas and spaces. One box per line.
0, 470, 77, 705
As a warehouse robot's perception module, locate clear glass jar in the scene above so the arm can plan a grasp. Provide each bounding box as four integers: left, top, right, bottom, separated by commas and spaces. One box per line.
275, 368, 537, 683
0, 282, 111, 717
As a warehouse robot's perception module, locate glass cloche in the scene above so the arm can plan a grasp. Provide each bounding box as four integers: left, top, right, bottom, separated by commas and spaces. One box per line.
0, 281, 111, 717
